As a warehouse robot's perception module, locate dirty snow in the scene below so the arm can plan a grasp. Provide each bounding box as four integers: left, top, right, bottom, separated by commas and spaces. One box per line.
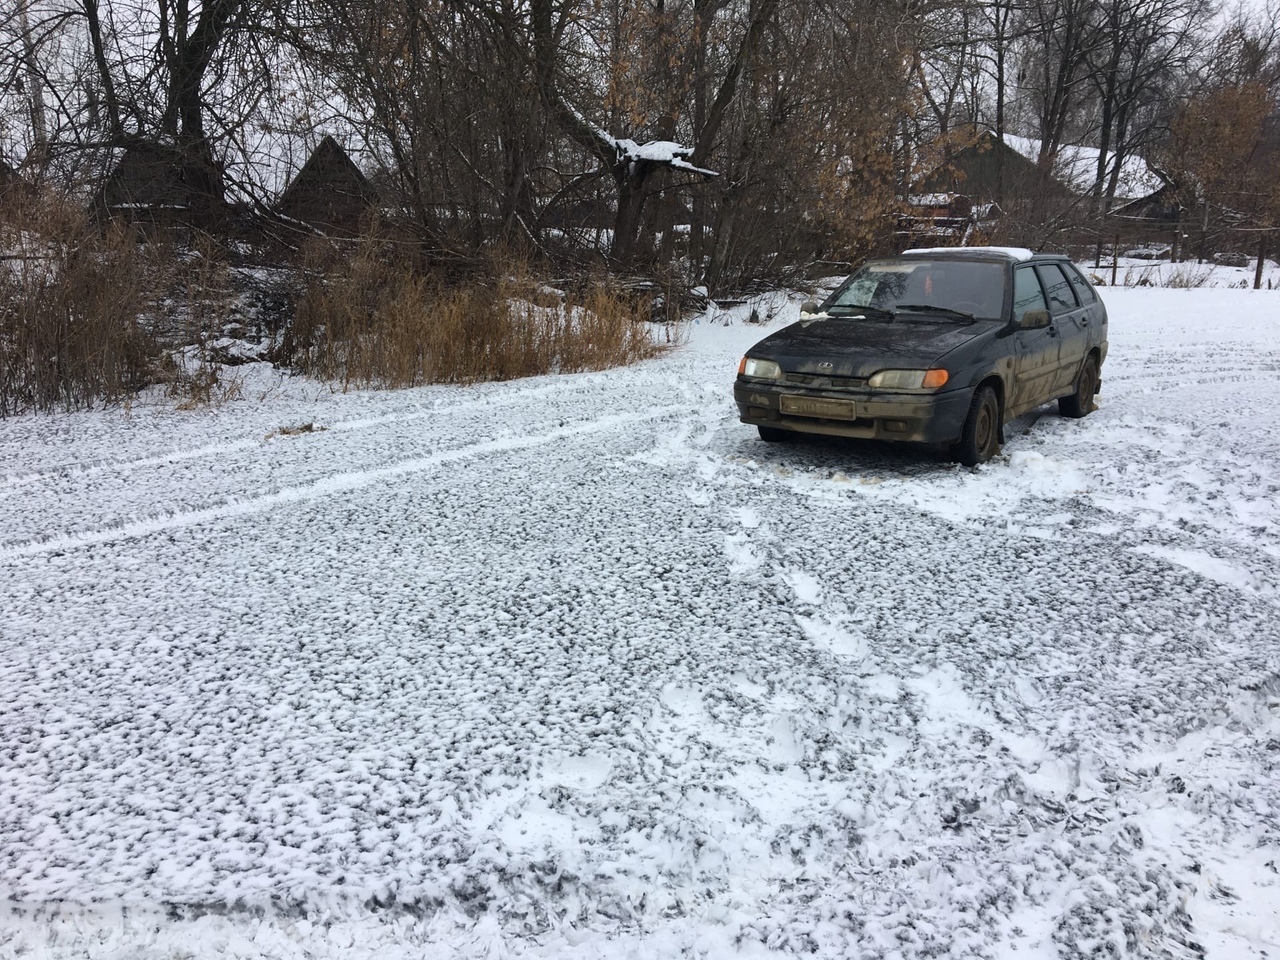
1, 286, 1278, 959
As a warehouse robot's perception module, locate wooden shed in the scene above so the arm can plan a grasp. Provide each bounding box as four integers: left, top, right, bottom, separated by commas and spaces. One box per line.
919, 130, 1068, 206
275, 136, 374, 234
89, 140, 226, 231
0, 156, 35, 204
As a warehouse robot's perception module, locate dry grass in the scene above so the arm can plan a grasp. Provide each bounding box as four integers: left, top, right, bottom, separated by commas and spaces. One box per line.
157, 237, 245, 408
1160, 264, 1215, 288
0, 199, 246, 416
0, 199, 158, 416
284, 246, 668, 389
1, 205, 675, 416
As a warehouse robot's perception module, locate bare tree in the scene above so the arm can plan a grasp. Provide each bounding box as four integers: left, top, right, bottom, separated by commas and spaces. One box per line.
1085, 0, 1209, 217
1018, 0, 1103, 168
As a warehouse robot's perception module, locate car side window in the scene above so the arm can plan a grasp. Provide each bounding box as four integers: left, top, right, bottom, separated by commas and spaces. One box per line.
1063, 263, 1098, 303
1037, 263, 1079, 313
1013, 266, 1048, 323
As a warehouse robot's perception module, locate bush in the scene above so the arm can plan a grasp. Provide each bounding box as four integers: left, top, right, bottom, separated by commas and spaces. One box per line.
1161, 264, 1214, 288
282, 243, 668, 389
0, 200, 250, 416
0, 202, 159, 416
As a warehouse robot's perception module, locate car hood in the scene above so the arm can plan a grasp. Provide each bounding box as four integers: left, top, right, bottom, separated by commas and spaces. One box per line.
750, 316, 1001, 378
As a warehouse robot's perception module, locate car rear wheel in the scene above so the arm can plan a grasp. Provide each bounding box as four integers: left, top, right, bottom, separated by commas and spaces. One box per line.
1059, 355, 1098, 418
954, 386, 1000, 466
758, 425, 793, 442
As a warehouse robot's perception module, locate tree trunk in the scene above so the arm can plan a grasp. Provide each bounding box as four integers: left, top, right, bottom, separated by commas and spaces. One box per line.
17, 0, 49, 165
994, 42, 1006, 204
82, 0, 124, 141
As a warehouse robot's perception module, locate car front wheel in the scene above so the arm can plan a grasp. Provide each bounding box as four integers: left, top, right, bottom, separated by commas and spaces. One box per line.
954, 386, 1000, 466
1059, 355, 1098, 418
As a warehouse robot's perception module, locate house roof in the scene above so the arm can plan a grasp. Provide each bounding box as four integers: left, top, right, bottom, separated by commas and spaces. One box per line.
1001, 134, 1164, 201
275, 136, 374, 230
89, 140, 227, 222
918, 130, 1063, 201
0, 157, 33, 200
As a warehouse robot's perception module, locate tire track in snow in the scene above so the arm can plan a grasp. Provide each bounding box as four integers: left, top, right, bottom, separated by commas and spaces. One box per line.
0, 406, 683, 561
0, 376, 618, 489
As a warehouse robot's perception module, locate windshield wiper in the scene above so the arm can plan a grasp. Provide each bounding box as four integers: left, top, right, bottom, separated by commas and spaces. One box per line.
892, 304, 977, 322
826, 304, 895, 320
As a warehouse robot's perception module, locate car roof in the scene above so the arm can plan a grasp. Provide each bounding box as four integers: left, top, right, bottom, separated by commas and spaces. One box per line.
900, 246, 1058, 262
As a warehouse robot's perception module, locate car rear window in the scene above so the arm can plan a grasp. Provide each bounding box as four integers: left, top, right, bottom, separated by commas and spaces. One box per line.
1037, 263, 1080, 312
1063, 263, 1098, 303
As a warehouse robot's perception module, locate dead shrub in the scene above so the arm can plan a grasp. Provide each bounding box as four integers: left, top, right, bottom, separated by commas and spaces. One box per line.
0, 199, 248, 416
0, 200, 158, 416
1161, 264, 1214, 289
283, 245, 668, 389
158, 237, 243, 407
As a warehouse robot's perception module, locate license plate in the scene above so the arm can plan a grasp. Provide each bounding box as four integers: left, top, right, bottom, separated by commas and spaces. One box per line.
780, 395, 857, 420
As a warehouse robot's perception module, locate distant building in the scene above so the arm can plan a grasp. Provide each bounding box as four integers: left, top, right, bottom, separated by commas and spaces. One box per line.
920, 129, 1164, 207
275, 136, 375, 235
89, 140, 226, 232
1111, 183, 1182, 226
0, 156, 35, 204
918, 130, 1067, 206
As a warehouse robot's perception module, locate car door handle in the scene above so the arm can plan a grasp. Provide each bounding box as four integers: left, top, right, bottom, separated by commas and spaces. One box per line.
1080, 318, 1089, 326
1048, 326, 1058, 337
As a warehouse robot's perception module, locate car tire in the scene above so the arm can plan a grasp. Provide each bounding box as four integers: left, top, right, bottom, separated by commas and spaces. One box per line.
954, 386, 1000, 466
1059, 355, 1098, 418
758, 425, 793, 442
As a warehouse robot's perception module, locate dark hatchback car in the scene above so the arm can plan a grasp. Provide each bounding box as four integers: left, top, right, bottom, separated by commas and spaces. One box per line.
734, 247, 1108, 464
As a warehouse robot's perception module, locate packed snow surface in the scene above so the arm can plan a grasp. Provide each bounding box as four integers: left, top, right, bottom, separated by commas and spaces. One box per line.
2, 287, 1279, 959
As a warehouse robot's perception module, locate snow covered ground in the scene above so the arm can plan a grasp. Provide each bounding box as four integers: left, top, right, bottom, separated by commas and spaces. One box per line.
1085, 257, 1280, 291
1, 285, 1279, 959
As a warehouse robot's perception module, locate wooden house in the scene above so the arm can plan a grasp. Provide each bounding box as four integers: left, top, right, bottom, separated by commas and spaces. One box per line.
89, 140, 226, 232
275, 136, 375, 235
0, 156, 35, 205
918, 130, 1069, 207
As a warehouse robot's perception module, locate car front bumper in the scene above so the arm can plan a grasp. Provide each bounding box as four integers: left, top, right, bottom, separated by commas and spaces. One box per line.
734, 378, 973, 444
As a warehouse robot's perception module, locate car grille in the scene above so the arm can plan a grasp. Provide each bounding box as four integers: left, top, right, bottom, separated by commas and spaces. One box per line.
783, 372, 867, 390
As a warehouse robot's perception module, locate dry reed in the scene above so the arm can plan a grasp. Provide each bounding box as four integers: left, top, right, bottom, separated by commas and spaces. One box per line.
285, 248, 666, 389
0, 200, 157, 415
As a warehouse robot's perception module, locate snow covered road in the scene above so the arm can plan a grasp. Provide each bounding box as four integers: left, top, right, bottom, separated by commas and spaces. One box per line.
2, 288, 1278, 958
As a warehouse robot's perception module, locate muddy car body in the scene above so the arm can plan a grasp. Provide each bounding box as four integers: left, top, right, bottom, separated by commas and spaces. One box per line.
734, 247, 1109, 464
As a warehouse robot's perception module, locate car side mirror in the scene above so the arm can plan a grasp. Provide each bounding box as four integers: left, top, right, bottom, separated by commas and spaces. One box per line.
1019, 309, 1051, 329
800, 301, 820, 316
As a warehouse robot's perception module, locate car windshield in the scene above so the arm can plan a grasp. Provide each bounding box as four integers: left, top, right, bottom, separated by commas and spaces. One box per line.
827, 259, 1007, 320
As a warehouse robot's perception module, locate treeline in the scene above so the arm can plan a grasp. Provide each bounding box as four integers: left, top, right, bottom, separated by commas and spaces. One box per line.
2, 0, 1279, 287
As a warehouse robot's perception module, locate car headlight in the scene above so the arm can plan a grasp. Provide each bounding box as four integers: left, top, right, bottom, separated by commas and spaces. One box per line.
738, 357, 782, 380
867, 368, 949, 390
